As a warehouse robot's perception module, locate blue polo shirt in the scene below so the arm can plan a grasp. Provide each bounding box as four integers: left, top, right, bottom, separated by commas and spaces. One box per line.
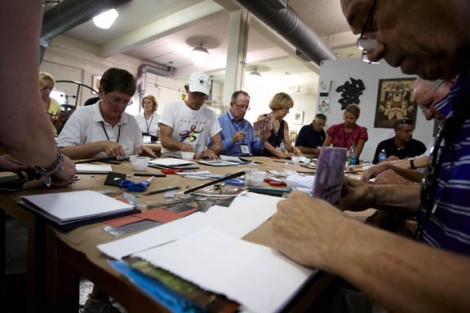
217, 111, 264, 156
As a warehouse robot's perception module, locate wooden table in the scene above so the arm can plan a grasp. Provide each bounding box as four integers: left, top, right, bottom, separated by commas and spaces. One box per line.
1, 157, 343, 313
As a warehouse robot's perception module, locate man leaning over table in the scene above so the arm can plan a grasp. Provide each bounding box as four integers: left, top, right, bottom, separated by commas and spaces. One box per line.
57, 67, 156, 160
270, 0, 470, 312
295, 113, 327, 157
217, 90, 270, 156
159, 72, 222, 159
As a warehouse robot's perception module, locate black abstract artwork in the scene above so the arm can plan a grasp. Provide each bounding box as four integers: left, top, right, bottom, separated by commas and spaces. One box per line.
335, 78, 365, 109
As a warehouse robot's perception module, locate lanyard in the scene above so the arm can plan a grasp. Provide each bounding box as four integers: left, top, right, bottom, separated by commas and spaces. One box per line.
145, 114, 154, 134
101, 121, 122, 143
230, 118, 247, 144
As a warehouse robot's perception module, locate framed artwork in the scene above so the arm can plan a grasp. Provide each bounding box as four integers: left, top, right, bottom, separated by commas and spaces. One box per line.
293, 111, 304, 125
91, 75, 101, 94
374, 78, 417, 128
318, 97, 330, 114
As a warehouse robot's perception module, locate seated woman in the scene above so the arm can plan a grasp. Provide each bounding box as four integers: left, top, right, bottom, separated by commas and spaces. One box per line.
39, 72, 61, 136
323, 103, 368, 161
135, 95, 160, 143
258, 92, 301, 158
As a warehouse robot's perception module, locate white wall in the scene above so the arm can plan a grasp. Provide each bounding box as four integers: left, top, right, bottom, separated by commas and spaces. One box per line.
317, 59, 434, 162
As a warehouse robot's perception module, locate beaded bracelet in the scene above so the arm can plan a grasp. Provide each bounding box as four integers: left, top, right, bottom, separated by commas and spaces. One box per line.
35, 149, 64, 188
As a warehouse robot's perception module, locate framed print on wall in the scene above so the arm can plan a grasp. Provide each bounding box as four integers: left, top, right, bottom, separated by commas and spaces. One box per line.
91, 75, 101, 94
292, 111, 304, 125
374, 78, 417, 128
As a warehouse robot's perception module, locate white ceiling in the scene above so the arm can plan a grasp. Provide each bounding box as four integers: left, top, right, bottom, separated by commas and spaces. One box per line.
49, 0, 361, 82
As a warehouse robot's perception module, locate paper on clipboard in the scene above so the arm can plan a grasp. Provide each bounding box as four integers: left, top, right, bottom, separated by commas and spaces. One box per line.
312, 147, 347, 204
253, 114, 272, 137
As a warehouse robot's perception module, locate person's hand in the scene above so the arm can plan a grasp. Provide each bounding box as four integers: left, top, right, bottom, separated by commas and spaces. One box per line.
375, 169, 414, 185
231, 131, 246, 143
137, 145, 156, 158
0, 154, 29, 172
260, 130, 271, 141
180, 142, 196, 153
50, 155, 76, 188
337, 177, 373, 211
198, 148, 219, 160
270, 190, 348, 269
99, 141, 126, 157
361, 162, 390, 182
293, 147, 302, 156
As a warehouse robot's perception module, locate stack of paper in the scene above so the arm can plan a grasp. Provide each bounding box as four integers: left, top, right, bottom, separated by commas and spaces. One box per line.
20, 190, 137, 230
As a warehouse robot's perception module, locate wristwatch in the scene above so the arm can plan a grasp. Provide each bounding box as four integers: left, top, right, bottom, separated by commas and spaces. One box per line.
409, 158, 417, 169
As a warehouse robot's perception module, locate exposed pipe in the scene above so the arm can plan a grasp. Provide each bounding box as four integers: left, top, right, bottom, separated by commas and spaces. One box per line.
235, 0, 336, 65
40, 0, 132, 48
136, 63, 176, 99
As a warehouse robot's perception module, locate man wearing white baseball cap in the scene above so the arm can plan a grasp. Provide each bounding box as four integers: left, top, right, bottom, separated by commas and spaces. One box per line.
159, 72, 222, 159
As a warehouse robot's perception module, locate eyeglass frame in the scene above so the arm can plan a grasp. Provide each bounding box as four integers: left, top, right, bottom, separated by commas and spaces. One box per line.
356, 0, 379, 63
415, 81, 445, 115
232, 102, 250, 111
106, 94, 134, 106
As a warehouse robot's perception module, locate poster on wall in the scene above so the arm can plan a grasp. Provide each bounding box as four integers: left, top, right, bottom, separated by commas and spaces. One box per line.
317, 97, 330, 114
374, 78, 417, 128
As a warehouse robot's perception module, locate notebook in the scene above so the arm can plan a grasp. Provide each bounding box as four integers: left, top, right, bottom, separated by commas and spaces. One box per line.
19, 190, 138, 230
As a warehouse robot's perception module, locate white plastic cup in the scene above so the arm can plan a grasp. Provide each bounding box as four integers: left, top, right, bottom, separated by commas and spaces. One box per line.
131, 156, 150, 171
245, 169, 265, 187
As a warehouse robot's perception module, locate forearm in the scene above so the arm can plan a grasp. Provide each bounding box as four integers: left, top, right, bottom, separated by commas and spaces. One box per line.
389, 165, 424, 183
264, 141, 283, 157
60, 143, 105, 160
327, 219, 470, 313
0, 0, 57, 168
297, 146, 320, 155
370, 184, 421, 212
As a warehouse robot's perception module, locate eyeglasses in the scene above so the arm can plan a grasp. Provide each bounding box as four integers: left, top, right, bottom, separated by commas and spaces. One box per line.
233, 103, 250, 111
107, 95, 133, 106
357, 0, 379, 64
415, 81, 445, 114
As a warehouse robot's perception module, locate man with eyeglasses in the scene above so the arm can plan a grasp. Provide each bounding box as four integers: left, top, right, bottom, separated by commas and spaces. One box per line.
270, 1, 470, 312
159, 72, 222, 159
295, 113, 327, 157
57, 68, 156, 160
217, 90, 269, 156
371, 118, 426, 164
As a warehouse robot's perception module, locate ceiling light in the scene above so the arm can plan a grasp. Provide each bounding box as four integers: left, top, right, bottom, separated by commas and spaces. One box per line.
191, 46, 210, 67
93, 9, 119, 30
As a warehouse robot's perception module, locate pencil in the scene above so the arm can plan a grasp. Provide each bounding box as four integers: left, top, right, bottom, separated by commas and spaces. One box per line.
183, 171, 246, 194
144, 186, 180, 196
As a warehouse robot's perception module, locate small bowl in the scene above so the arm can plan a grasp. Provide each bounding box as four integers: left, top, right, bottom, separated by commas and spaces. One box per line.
131, 156, 150, 171
181, 151, 195, 160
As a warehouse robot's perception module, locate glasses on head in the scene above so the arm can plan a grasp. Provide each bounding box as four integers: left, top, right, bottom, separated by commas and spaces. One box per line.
357, 0, 379, 64
233, 103, 250, 111
394, 118, 413, 128
107, 95, 133, 106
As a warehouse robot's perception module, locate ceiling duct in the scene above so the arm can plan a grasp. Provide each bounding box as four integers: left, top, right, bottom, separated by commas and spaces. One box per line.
40, 0, 132, 48
236, 0, 336, 65
137, 63, 176, 99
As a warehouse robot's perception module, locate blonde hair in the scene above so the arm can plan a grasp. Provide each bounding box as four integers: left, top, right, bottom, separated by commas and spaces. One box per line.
141, 95, 158, 112
39, 72, 55, 89
269, 92, 294, 110
344, 103, 361, 118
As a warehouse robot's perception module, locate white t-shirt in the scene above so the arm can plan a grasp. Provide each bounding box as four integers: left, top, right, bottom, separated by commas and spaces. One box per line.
57, 102, 143, 159
135, 111, 160, 137
159, 100, 221, 153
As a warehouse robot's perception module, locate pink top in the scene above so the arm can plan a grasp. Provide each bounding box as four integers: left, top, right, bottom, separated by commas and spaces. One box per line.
327, 123, 368, 149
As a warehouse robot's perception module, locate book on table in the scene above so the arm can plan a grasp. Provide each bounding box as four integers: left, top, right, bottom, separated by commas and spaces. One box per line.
19, 190, 139, 230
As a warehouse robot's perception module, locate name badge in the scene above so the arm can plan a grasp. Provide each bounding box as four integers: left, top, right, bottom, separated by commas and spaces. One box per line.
240, 144, 250, 154
142, 135, 152, 144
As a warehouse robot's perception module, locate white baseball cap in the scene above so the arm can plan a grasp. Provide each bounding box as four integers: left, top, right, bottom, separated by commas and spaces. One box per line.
187, 72, 212, 95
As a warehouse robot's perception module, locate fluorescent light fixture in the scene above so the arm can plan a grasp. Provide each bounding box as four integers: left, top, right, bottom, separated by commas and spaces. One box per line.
191, 46, 210, 66
93, 9, 119, 30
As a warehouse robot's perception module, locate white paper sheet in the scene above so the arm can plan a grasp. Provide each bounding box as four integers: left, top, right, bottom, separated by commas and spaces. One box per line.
149, 158, 195, 166
134, 227, 314, 313
98, 192, 280, 260
76, 163, 112, 174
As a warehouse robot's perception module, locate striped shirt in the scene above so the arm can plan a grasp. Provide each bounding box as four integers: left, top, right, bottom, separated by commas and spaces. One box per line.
419, 74, 470, 255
